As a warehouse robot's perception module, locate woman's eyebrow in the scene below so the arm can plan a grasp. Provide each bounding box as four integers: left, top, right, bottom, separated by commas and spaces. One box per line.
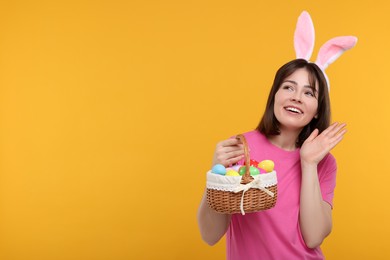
283, 80, 312, 88
283, 80, 297, 85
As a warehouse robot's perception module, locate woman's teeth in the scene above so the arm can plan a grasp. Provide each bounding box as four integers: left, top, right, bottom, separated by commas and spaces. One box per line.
285, 107, 303, 114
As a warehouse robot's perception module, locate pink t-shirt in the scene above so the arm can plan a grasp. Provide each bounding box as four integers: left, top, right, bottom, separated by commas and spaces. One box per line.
226, 131, 337, 260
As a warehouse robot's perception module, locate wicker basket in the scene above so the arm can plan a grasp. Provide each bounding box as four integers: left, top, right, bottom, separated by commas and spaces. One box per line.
206, 134, 278, 215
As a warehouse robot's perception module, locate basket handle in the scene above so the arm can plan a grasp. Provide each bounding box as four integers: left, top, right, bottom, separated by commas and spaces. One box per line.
236, 134, 254, 185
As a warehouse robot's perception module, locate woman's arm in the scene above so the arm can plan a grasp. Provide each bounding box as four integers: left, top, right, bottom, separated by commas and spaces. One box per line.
299, 122, 346, 248
299, 162, 332, 248
197, 138, 244, 245
197, 191, 232, 245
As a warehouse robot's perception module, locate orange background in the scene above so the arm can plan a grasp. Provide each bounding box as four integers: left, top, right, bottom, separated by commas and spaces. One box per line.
0, 1, 389, 259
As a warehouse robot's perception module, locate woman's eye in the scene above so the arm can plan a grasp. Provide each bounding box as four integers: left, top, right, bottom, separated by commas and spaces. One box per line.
305, 91, 315, 97
283, 85, 293, 91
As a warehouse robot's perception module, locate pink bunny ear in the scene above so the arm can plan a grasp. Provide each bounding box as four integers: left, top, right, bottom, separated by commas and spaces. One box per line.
294, 11, 315, 60
315, 36, 358, 70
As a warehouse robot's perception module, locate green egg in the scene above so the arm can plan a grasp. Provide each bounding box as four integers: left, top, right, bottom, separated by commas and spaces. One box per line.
249, 166, 260, 176
238, 166, 260, 176
238, 166, 246, 176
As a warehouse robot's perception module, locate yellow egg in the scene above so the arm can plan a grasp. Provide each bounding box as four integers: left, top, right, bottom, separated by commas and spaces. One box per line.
258, 160, 275, 172
225, 170, 240, 176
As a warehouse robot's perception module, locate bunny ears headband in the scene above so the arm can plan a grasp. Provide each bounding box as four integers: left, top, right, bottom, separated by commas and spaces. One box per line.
294, 11, 357, 90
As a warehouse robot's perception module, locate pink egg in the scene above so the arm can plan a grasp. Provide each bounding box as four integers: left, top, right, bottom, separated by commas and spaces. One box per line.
231, 165, 241, 171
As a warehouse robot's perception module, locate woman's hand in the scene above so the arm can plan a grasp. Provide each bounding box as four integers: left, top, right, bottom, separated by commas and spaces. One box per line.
300, 122, 347, 166
212, 138, 245, 167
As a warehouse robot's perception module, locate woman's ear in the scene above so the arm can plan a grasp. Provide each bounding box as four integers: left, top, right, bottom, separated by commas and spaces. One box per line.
314, 114, 318, 119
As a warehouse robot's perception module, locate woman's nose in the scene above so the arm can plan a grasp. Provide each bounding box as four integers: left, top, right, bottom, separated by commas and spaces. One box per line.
290, 92, 302, 103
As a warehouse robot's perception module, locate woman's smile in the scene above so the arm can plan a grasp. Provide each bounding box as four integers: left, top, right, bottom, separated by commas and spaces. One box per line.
284, 106, 304, 114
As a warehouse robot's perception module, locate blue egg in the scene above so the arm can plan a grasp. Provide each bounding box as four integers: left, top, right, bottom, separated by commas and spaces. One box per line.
211, 164, 226, 175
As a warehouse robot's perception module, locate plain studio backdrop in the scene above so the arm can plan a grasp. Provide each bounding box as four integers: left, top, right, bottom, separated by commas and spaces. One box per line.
0, 1, 389, 259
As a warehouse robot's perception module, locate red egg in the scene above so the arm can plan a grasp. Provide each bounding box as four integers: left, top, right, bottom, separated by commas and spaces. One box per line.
249, 159, 259, 166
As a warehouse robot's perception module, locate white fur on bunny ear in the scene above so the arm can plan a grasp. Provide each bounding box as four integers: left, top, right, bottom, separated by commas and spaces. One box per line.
315, 36, 358, 70
294, 11, 315, 60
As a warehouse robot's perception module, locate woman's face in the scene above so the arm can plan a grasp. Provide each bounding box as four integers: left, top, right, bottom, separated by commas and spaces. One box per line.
273, 68, 319, 132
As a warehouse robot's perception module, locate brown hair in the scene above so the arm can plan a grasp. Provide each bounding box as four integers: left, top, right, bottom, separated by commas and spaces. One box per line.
256, 59, 331, 147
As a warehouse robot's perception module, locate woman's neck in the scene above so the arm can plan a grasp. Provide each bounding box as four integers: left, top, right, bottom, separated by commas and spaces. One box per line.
268, 128, 301, 151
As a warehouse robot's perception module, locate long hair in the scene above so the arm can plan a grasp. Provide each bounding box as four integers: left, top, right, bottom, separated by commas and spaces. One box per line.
256, 59, 330, 147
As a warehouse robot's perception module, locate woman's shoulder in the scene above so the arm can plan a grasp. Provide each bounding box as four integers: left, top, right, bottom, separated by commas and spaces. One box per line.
320, 153, 336, 164
318, 153, 337, 172
240, 130, 265, 140
239, 130, 272, 153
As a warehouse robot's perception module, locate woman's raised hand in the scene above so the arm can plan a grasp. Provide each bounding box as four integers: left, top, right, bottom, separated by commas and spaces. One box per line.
300, 122, 347, 165
212, 138, 245, 167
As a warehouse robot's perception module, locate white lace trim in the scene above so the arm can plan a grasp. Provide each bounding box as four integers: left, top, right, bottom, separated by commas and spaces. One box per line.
206, 171, 277, 191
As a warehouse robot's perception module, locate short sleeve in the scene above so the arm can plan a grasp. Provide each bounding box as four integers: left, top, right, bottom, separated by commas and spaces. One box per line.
317, 153, 337, 208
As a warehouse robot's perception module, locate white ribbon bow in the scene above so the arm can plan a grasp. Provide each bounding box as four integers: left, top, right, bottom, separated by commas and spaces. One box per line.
233, 178, 275, 215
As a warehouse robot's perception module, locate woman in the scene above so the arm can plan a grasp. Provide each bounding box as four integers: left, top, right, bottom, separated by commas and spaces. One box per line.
197, 58, 347, 259
197, 10, 357, 259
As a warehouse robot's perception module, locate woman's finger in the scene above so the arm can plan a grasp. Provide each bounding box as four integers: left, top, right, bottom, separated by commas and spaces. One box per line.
219, 138, 242, 147
218, 148, 244, 161
327, 123, 346, 137
321, 122, 339, 136
221, 144, 244, 153
323, 128, 347, 152
226, 155, 245, 166
226, 149, 245, 159
305, 128, 319, 143
327, 128, 347, 143
328, 134, 345, 150
215, 153, 244, 166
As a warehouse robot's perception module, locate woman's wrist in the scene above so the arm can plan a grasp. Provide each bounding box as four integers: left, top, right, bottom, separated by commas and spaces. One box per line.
300, 159, 318, 170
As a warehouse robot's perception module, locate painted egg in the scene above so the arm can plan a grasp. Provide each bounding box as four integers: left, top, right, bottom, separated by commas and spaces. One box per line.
226, 170, 240, 176
231, 165, 241, 171
238, 166, 247, 176
211, 164, 226, 175
249, 159, 259, 166
258, 160, 275, 172
249, 166, 260, 176
238, 166, 260, 176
